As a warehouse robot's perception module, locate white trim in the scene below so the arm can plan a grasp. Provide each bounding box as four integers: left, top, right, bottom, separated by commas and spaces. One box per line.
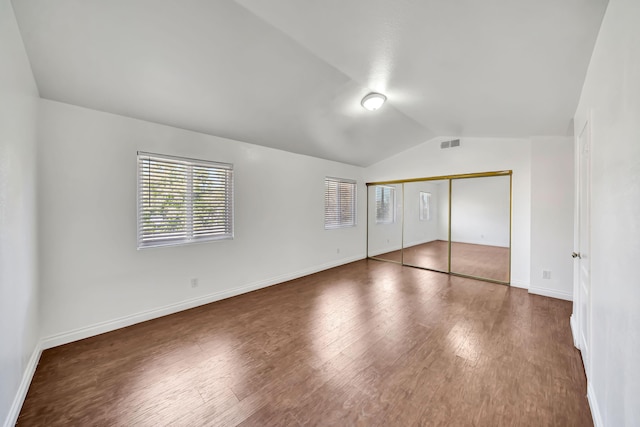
528, 286, 573, 301
509, 280, 529, 289
3, 342, 42, 427
587, 382, 603, 427
570, 314, 580, 348
41, 255, 365, 349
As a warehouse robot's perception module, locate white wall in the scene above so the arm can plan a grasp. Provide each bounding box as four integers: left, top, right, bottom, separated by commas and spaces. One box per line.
529, 137, 574, 301
451, 175, 511, 247
0, 0, 40, 425
37, 100, 366, 345
365, 137, 532, 287
573, 0, 640, 425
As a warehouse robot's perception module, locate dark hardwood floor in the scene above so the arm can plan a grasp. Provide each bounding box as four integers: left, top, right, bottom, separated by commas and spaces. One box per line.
374, 240, 510, 282
18, 260, 591, 426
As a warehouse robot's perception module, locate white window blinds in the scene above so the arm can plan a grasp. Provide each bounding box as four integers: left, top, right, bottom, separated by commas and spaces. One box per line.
324, 177, 357, 229
375, 185, 395, 224
137, 152, 233, 248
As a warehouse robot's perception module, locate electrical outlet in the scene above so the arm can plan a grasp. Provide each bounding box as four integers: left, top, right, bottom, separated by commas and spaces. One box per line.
542, 270, 551, 280
190, 278, 199, 288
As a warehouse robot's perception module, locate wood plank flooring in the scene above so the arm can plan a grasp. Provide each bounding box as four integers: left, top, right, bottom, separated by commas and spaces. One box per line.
374, 240, 510, 282
18, 260, 591, 426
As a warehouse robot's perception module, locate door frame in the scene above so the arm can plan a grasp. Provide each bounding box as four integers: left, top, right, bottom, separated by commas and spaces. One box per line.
572, 115, 592, 378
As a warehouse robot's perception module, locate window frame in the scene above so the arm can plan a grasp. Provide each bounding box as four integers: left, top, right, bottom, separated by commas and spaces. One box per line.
324, 177, 357, 229
137, 151, 234, 249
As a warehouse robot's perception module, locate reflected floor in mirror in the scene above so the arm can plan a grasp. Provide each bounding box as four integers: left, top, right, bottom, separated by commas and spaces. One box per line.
403, 240, 449, 272
18, 260, 590, 426
450, 241, 510, 282
373, 241, 510, 282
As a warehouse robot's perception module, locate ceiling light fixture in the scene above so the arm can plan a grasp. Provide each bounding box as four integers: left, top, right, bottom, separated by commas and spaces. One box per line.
361, 92, 386, 111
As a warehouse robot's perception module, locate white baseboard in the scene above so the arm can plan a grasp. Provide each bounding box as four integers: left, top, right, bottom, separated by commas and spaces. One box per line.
509, 280, 529, 289
587, 382, 603, 427
528, 286, 573, 301
41, 254, 365, 350
3, 342, 42, 427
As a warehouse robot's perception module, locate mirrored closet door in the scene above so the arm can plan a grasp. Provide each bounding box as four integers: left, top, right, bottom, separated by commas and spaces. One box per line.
366, 171, 511, 285
367, 184, 403, 263
450, 175, 511, 283
402, 180, 450, 273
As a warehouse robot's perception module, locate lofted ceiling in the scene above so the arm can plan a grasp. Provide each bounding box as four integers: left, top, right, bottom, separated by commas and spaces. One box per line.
12, 0, 607, 166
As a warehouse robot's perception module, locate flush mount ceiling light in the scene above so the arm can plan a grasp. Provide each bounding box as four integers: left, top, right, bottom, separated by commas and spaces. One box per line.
361, 92, 387, 111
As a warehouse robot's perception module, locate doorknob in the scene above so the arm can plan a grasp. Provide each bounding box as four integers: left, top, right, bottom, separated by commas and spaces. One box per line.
572, 252, 581, 259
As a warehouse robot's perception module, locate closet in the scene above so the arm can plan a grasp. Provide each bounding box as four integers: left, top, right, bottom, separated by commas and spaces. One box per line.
367, 171, 511, 284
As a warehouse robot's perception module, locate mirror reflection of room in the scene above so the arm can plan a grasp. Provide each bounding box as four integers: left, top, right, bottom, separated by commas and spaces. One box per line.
402, 180, 450, 272
367, 171, 512, 285
450, 175, 510, 282
367, 184, 403, 263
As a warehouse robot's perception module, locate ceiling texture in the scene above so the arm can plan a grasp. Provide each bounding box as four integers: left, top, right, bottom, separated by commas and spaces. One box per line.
12, 0, 608, 166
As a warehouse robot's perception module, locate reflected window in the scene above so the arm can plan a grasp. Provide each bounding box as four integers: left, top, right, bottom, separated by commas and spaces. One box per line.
419, 192, 431, 221
375, 186, 395, 224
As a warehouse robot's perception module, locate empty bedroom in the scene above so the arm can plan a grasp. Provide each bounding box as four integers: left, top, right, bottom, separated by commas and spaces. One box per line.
1, 0, 638, 426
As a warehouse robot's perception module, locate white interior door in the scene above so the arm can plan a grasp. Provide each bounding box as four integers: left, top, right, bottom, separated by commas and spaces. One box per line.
575, 120, 591, 374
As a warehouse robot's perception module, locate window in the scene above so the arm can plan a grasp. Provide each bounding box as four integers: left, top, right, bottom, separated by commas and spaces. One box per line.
420, 191, 431, 221
324, 177, 357, 229
137, 152, 233, 248
375, 185, 395, 224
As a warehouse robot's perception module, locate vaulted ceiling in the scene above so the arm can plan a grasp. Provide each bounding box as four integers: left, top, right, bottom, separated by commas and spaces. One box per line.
12, 0, 607, 166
